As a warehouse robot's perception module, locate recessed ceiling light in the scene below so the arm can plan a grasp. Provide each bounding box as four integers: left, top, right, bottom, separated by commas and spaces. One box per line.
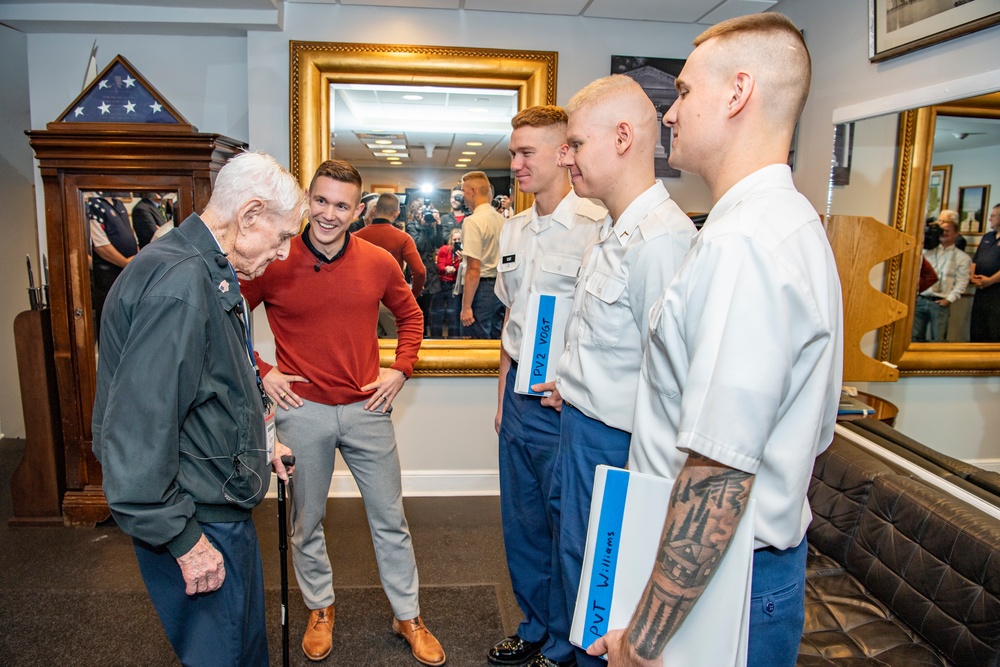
475, 97, 490, 102
381, 149, 397, 154
391, 162, 404, 166
468, 108, 489, 113
375, 139, 393, 145
458, 158, 471, 163
455, 164, 465, 168
461, 151, 477, 155
466, 141, 483, 146
402, 94, 424, 101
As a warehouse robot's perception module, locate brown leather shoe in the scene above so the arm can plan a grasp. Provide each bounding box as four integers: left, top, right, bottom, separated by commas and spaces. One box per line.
392, 615, 446, 666
302, 604, 335, 661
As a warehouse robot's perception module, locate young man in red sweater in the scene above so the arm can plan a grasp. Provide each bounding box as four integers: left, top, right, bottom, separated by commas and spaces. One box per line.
241, 159, 445, 666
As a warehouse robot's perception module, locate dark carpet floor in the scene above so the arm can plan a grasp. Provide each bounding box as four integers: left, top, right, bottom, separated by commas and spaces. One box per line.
0, 585, 502, 667
0, 438, 521, 667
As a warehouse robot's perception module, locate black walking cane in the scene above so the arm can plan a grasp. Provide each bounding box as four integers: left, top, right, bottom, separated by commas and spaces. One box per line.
277, 454, 295, 667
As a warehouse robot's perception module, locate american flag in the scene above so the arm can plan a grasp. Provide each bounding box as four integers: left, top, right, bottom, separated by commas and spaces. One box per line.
60, 62, 180, 124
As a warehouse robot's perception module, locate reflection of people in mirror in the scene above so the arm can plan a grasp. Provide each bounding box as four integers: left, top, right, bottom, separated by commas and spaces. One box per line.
971, 204, 1000, 342
459, 171, 506, 338
431, 228, 463, 338
93, 152, 303, 667
913, 217, 971, 342
240, 159, 445, 666
131, 191, 167, 248
89, 192, 137, 342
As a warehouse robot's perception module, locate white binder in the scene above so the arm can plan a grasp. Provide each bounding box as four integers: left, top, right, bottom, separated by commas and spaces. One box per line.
571, 465, 755, 666
514, 293, 571, 395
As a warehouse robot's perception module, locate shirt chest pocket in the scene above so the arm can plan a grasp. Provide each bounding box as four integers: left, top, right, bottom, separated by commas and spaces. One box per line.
538, 253, 582, 296
579, 270, 627, 346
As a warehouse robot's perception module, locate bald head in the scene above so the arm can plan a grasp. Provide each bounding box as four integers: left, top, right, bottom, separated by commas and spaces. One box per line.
693, 13, 811, 131
566, 75, 659, 154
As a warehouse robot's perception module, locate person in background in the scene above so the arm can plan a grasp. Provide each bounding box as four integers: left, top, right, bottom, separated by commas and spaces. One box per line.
349, 192, 379, 233
241, 159, 444, 666
89, 191, 138, 341
432, 228, 463, 338
132, 191, 167, 248
356, 193, 426, 338
407, 197, 444, 337
588, 15, 842, 667
913, 215, 970, 342
440, 189, 468, 240
460, 171, 506, 339
93, 151, 302, 667
489, 104, 605, 667
971, 204, 1000, 341
534, 74, 696, 667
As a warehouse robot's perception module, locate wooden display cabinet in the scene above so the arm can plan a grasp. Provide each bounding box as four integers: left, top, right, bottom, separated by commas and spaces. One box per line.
26, 56, 246, 526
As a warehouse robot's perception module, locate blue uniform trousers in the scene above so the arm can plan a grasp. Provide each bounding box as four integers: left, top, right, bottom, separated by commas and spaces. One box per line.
748, 538, 807, 667
133, 519, 268, 667
499, 363, 570, 657
549, 404, 631, 666
464, 279, 504, 339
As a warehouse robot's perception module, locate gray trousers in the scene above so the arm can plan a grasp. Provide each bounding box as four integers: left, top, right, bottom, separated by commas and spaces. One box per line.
276, 398, 420, 619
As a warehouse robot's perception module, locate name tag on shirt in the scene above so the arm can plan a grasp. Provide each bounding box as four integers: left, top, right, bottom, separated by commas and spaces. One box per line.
515, 293, 570, 396
502, 254, 517, 265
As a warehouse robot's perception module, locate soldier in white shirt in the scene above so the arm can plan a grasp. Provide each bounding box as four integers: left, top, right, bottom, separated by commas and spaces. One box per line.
533, 75, 695, 667
587, 15, 843, 667
489, 106, 605, 667
460, 171, 506, 338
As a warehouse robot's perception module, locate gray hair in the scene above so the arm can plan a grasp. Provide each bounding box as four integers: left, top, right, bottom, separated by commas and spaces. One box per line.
205, 151, 307, 223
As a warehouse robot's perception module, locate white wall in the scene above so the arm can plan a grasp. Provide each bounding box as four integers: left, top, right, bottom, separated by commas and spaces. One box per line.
0, 25, 38, 439
777, 0, 1000, 465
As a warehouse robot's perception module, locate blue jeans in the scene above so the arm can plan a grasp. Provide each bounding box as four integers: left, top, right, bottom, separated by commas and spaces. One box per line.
463, 279, 504, 339
549, 404, 631, 666
911, 296, 949, 341
133, 519, 268, 667
748, 538, 807, 667
499, 363, 569, 654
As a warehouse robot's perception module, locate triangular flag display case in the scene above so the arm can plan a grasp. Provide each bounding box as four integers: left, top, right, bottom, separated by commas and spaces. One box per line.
26, 55, 247, 527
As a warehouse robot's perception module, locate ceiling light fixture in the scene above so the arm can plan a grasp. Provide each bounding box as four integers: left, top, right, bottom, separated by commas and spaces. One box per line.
458, 158, 471, 163
374, 139, 393, 145
455, 164, 465, 168
402, 94, 424, 101
466, 141, 483, 146
461, 151, 477, 155
381, 149, 397, 154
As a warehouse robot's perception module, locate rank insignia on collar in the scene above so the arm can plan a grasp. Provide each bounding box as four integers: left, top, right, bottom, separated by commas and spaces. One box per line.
219, 280, 230, 293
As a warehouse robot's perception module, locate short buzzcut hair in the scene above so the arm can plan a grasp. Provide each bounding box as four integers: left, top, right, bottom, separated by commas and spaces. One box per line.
310, 159, 363, 193
206, 151, 307, 223
375, 192, 401, 217
512, 105, 568, 130
462, 171, 493, 198
566, 74, 645, 115
693, 12, 811, 125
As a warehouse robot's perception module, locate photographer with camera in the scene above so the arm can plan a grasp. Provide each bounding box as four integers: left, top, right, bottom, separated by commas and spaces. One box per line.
406, 197, 444, 336
440, 189, 468, 240
913, 210, 971, 342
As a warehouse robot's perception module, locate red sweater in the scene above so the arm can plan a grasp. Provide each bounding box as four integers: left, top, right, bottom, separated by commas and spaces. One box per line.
355, 219, 426, 297
241, 234, 423, 407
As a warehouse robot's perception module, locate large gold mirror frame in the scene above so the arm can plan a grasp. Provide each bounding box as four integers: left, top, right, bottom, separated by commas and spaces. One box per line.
877, 93, 1000, 375
290, 41, 558, 376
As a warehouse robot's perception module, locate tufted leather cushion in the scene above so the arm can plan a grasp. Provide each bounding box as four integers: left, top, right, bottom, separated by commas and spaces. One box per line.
807, 440, 895, 565
799, 570, 948, 666
846, 474, 1000, 666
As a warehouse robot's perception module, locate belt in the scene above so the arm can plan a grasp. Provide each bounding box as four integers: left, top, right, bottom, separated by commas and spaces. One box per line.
919, 294, 941, 301
479, 277, 496, 282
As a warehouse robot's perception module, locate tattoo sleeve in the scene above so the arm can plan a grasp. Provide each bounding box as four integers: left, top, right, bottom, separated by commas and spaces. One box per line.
626, 453, 753, 660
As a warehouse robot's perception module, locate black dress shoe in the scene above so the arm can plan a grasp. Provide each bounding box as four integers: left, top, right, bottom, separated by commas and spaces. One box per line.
524, 654, 577, 667
488, 635, 545, 665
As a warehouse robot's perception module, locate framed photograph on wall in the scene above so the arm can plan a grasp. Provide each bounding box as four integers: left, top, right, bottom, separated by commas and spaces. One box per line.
958, 184, 991, 234
926, 164, 951, 220
611, 55, 686, 178
869, 0, 1000, 62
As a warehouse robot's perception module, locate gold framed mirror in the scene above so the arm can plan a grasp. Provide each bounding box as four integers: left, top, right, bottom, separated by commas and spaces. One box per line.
876, 92, 1000, 375
289, 41, 558, 376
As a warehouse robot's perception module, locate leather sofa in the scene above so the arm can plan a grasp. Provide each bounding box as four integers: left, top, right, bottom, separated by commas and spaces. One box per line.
798, 425, 1000, 666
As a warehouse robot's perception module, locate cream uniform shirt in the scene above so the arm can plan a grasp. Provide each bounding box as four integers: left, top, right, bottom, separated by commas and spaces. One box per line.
496, 189, 606, 362
629, 165, 844, 551
462, 203, 505, 279
556, 181, 695, 432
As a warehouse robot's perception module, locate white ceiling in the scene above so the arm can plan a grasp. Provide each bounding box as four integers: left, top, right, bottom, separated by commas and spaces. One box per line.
0, 0, 777, 34
934, 116, 1000, 154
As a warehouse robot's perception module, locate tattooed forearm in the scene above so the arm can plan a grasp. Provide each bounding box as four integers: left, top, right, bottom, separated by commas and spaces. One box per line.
626, 453, 753, 660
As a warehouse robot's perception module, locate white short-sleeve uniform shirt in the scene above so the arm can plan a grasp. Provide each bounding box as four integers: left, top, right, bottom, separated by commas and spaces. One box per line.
462, 203, 505, 279
629, 165, 844, 551
556, 181, 695, 433
496, 189, 606, 362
